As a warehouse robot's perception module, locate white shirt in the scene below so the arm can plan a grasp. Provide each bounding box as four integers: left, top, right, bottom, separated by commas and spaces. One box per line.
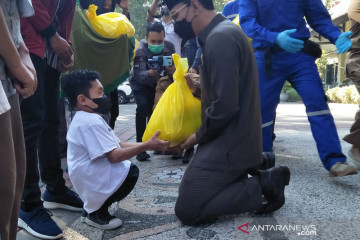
0, 83, 10, 115
66, 111, 131, 213
161, 19, 182, 55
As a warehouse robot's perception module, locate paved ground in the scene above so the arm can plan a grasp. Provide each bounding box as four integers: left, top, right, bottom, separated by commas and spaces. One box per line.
17, 102, 360, 240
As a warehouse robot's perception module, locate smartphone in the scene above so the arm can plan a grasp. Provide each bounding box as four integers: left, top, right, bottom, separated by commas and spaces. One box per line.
162, 56, 173, 66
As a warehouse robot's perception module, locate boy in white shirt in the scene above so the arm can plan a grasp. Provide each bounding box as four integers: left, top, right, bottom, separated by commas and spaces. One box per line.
61, 70, 169, 230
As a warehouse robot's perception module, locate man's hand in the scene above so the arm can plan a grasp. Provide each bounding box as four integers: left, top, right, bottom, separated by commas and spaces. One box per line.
147, 130, 170, 151
119, 0, 129, 14
180, 133, 197, 150
10, 63, 37, 98
185, 73, 200, 93
18, 42, 37, 92
188, 68, 197, 74
335, 31, 352, 54
57, 54, 74, 73
149, 69, 161, 78
165, 65, 175, 75
49, 33, 73, 62
276, 29, 304, 53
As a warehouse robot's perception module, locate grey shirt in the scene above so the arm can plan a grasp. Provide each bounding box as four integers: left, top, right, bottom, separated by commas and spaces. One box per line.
194, 14, 262, 170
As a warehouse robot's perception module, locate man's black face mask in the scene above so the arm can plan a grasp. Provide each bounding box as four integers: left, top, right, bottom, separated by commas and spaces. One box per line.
174, 6, 196, 41
174, 18, 196, 41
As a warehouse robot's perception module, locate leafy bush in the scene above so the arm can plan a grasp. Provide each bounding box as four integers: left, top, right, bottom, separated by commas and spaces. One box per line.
286, 88, 302, 102
326, 85, 360, 104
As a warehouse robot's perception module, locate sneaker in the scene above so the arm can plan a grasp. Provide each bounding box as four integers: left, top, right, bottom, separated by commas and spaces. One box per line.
136, 151, 150, 161
85, 208, 123, 230
348, 146, 360, 169
18, 206, 63, 239
329, 162, 358, 177
42, 187, 83, 212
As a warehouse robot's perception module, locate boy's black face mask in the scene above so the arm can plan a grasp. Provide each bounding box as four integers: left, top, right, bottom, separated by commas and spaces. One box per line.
86, 95, 111, 115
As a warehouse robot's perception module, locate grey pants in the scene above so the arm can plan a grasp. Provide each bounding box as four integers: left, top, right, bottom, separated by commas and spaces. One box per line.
175, 155, 262, 225
0, 95, 26, 240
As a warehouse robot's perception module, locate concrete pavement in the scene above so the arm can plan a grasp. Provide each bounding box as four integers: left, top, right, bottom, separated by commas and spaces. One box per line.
17, 102, 360, 240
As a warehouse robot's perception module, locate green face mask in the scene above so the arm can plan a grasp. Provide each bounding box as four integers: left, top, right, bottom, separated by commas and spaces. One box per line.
148, 43, 164, 54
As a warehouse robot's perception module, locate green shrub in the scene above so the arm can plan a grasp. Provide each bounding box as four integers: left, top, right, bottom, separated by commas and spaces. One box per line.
285, 88, 302, 102
325, 85, 360, 104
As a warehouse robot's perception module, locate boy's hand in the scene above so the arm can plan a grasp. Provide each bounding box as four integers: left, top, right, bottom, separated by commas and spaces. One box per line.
148, 130, 170, 151
180, 133, 197, 150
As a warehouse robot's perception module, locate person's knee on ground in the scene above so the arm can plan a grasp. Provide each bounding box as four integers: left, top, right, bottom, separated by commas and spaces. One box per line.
174, 198, 201, 225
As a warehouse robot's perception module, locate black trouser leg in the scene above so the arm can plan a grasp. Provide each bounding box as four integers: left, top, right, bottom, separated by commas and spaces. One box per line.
109, 89, 119, 129
102, 164, 139, 209
21, 55, 65, 210
133, 86, 155, 142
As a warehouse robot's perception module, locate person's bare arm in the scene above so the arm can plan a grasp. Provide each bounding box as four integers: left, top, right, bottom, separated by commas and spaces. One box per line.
147, 0, 160, 23
119, 0, 130, 19
0, 7, 36, 98
106, 131, 169, 163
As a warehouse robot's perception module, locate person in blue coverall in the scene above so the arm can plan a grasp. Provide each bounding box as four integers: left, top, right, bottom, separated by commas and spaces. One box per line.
239, 0, 358, 177
222, 0, 238, 21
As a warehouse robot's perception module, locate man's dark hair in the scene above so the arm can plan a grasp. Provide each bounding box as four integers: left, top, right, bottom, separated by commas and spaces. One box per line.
146, 22, 165, 37
61, 70, 100, 110
164, 0, 214, 12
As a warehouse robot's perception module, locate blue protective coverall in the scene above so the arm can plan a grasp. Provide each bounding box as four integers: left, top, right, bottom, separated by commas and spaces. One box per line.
239, 0, 346, 170
222, 0, 239, 21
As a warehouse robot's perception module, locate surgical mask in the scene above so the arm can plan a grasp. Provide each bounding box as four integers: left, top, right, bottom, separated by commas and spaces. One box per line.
86, 95, 111, 115
148, 43, 164, 54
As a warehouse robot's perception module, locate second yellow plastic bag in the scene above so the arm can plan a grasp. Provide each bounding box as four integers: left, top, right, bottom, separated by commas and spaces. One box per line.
86, 4, 135, 39
142, 54, 201, 147
232, 15, 252, 45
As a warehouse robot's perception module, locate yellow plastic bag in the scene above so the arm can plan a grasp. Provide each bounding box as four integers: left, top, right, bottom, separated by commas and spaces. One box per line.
142, 54, 202, 147
86, 4, 135, 39
232, 15, 252, 45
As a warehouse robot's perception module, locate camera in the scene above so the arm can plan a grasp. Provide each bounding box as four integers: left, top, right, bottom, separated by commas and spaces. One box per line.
147, 55, 173, 73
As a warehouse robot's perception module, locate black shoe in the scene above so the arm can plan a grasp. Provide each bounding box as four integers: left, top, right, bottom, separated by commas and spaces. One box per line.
171, 150, 183, 160
153, 150, 163, 155
136, 151, 150, 161
258, 152, 275, 170
81, 209, 87, 223
86, 207, 122, 230
182, 147, 194, 164
272, 133, 276, 142
254, 166, 290, 214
